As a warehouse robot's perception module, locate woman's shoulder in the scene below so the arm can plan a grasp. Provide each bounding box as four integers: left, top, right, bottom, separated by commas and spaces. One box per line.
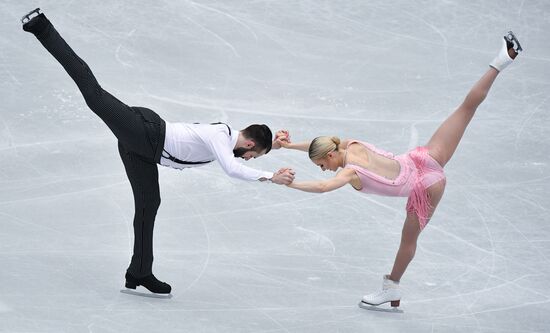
341, 139, 370, 152
337, 166, 358, 178
339, 139, 357, 149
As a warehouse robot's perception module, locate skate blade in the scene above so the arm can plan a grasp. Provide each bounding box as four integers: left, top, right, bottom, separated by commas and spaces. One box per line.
505, 31, 523, 52
358, 301, 403, 313
21, 8, 41, 24
120, 289, 173, 299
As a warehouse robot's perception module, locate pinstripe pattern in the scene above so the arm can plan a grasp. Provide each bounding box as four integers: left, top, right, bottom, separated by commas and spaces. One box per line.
28, 14, 165, 278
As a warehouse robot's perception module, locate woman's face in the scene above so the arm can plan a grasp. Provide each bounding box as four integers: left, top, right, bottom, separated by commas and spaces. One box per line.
312, 153, 339, 172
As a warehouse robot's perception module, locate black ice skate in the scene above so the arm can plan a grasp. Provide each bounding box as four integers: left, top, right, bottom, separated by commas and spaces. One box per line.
21, 8, 51, 35
121, 272, 172, 298
21, 7, 41, 24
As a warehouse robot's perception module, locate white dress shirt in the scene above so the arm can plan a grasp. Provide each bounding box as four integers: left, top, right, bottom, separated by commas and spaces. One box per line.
160, 122, 274, 181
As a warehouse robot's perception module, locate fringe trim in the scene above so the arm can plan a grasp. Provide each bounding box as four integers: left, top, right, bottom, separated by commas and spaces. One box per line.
406, 147, 433, 230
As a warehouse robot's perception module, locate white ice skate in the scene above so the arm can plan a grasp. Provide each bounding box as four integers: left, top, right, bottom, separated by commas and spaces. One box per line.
359, 275, 401, 310
489, 31, 523, 72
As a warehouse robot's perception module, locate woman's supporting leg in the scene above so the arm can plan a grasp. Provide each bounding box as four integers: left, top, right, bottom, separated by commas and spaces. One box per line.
362, 180, 445, 307
389, 214, 422, 281
389, 180, 445, 281
23, 11, 160, 160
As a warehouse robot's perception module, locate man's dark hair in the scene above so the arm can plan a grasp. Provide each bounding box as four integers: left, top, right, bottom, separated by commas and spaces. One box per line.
241, 124, 273, 154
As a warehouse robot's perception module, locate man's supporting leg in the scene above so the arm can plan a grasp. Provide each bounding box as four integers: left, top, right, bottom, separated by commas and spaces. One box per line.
118, 142, 171, 294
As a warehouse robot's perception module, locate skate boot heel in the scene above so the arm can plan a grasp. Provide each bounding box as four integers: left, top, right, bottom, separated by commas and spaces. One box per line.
124, 272, 171, 294
21, 8, 41, 24
361, 275, 402, 309
125, 281, 137, 289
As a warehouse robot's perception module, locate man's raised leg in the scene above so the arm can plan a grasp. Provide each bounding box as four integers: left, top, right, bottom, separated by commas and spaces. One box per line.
22, 8, 159, 160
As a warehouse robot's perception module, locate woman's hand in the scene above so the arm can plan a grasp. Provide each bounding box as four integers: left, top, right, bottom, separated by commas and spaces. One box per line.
272, 130, 291, 149
271, 167, 295, 185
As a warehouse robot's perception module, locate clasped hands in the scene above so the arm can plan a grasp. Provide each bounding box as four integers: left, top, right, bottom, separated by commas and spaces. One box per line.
271, 130, 294, 185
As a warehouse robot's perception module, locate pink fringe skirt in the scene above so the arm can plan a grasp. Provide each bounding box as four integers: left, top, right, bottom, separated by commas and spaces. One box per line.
405, 147, 446, 230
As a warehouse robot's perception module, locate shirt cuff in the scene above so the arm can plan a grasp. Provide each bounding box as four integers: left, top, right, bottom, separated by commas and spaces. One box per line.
259, 171, 274, 181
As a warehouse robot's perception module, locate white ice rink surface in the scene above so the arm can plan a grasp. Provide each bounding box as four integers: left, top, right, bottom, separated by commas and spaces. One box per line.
1, 1, 550, 332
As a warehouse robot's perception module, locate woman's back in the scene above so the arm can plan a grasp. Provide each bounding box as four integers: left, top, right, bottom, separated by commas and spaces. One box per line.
343, 141, 402, 183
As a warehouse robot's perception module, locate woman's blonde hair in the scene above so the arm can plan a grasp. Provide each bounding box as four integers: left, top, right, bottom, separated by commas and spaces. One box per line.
308, 136, 341, 160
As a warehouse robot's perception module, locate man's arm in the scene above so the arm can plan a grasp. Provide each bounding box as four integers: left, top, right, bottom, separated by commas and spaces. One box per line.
207, 132, 293, 183
260, 168, 295, 185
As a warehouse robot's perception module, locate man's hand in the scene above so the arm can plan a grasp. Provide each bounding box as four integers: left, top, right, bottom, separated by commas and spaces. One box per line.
271, 168, 295, 185
272, 130, 291, 149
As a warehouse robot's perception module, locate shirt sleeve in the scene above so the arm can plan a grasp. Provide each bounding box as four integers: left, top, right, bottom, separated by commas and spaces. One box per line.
206, 131, 274, 181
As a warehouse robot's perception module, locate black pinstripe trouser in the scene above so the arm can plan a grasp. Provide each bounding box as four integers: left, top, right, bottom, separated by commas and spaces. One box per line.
31, 18, 165, 278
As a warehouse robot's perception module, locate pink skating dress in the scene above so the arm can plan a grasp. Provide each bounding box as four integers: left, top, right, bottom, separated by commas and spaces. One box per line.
344, 140, 446, 230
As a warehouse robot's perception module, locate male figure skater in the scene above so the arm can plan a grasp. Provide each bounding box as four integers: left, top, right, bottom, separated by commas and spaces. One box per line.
21, 8, 295, 295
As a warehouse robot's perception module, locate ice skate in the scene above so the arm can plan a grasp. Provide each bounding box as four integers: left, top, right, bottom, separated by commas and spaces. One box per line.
21, 8, 51, 35
359, 275, 401, 311
21, 7, 41, 24
489, 31, 523, 72
120, 289, 173, 299
122, 272, 172, 298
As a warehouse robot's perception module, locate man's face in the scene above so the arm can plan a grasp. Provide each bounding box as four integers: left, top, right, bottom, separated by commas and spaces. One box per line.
233, 147, 266, 161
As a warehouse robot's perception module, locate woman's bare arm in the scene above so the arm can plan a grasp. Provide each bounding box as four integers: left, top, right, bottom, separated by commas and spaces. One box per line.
286, 168, 355, 193
272, 130, 311, 152
283, 141, 311, 152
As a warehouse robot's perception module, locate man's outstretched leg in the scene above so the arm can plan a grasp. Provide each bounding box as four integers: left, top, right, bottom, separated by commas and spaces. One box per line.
21, 8, 164, 161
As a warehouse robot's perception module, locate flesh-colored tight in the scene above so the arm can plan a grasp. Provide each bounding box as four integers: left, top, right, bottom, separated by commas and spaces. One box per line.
389, 68, 500, 282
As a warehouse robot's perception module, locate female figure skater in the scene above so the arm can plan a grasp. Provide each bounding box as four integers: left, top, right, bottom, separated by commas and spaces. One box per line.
275, 33, 522, 308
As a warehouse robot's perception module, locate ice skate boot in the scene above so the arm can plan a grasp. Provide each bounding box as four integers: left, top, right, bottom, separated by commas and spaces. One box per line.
489, 31, 523, 72
21, 8, 51, 35
360, 275, 401, 308
123, 272, 172, 297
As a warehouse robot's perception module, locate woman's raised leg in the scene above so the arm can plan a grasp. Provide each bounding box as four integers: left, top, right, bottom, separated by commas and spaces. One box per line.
426, 33, 521, 168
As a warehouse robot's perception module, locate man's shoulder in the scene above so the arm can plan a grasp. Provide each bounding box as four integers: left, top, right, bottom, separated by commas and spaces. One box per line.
201, 123, 233, 138
202, 125, 234, 150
